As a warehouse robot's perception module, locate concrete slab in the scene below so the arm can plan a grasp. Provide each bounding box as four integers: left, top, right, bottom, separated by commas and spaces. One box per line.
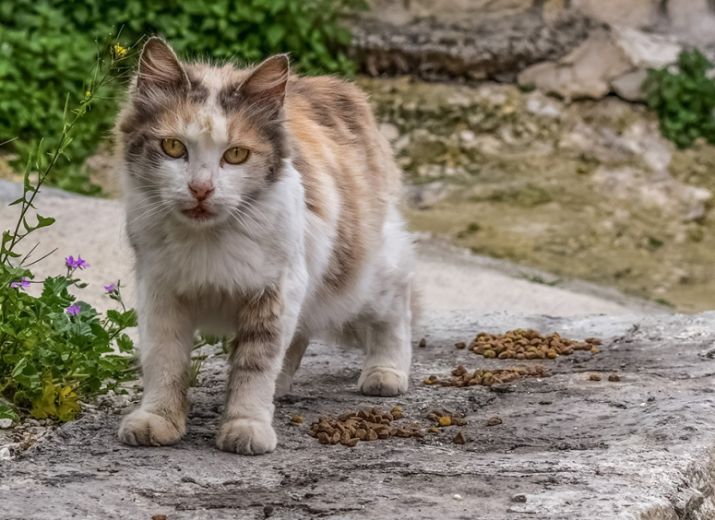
2, 312, 715, 519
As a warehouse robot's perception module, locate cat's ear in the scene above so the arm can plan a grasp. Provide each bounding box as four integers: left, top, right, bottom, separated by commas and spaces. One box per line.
238, 54, 290, 113
136, 37, 189, 92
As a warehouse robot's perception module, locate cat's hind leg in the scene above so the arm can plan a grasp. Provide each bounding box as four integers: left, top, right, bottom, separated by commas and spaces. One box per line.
356, 279, 413, 397
275, 334, 310, 397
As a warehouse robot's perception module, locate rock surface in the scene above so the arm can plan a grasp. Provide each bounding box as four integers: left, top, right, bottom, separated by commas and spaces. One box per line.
517, 27, 682, 101
2, 312, 715, 519
352, 0, 715, 99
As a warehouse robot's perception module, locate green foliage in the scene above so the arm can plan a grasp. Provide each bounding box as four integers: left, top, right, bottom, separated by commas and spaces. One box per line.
0, 0, 364, 193
644, 49, 715, 149
0, 45, 137, 423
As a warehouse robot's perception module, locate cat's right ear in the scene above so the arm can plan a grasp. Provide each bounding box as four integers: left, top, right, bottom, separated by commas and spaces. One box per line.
136, 37, 189, 92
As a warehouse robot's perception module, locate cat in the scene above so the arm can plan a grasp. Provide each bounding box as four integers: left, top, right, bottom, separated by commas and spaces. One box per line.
114, 37, 415, 455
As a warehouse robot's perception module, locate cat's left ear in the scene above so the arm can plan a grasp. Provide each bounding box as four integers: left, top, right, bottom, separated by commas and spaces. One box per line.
238, 54, 290, 114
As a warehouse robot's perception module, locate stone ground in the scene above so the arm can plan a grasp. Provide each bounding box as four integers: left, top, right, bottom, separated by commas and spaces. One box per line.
3, 313, 715, 519
1, 184, 715, 519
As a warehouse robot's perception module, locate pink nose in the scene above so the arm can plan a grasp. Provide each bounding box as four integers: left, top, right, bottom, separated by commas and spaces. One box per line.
188, 181, 214, 202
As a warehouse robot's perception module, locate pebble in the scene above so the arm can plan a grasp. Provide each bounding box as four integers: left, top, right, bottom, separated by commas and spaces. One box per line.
0, 418, 13, 429
0, 446, 11, 461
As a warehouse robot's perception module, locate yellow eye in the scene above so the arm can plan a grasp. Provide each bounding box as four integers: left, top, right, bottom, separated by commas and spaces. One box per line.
223, 146, 250, 165
161, 138, 187, 159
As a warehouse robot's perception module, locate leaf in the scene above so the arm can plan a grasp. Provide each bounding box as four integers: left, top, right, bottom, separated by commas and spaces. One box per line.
0, 403, 19, 423
266, 24, 286, 47
56, 385, 80, 422
30, 381, 58, 420
35, 214, 55, 229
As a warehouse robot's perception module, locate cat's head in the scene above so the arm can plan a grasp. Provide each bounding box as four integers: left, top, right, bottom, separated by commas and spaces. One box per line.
117, 37, 289, 227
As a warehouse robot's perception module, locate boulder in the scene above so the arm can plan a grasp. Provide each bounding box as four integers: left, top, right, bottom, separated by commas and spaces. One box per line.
518, 27, 682, 101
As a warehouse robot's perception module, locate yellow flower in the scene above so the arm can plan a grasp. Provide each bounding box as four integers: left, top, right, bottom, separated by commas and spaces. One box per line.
84, 90, 92, 99
113, 43, 128, 59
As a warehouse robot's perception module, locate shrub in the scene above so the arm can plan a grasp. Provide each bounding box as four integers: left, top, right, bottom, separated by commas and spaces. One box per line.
644, 49, 715, 149
0, 0, 363, 193
0, 44, 137, 423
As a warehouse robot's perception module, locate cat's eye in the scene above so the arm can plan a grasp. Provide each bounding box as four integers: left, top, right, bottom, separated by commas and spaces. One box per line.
223, 146, 250, 165
161, 138, 187, 159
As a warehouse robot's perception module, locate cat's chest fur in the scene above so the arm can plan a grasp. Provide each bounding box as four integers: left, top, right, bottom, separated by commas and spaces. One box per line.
131, 168, 307, 296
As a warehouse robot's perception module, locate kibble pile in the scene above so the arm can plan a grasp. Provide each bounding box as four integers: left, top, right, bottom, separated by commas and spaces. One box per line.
309, 406, 423, 447
424, 365, 547, 387
469, 329, 601, 360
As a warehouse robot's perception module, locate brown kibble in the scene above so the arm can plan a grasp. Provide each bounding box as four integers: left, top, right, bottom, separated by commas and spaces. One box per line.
588, 374, 602, 382
452, 365, 467, 377
418, 337, 427, 348
290, 414, 304, 424
390, 406, 404, 419
317, 432, 330, 444
591, 347, 600, 354
330, 431, 341, 444
152, 515, 168, 520
469, 330, 603, 360
341, 437, 359, 447
428, 426, 439, 434
425, 365, 548, 389
608, 374, 621, 382
455, 341, 466, 349
367, 429, 378, 441
486, 416, 503, 427
452, 431, 467, 444
438, 416, 452, 427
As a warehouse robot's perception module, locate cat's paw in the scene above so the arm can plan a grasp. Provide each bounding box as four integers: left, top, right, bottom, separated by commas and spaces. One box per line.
358, 367, 408, 397
216, 418, 277, 455
118, 409, 185, 446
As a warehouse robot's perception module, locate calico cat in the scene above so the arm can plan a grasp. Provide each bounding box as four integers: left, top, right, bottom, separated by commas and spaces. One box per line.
114, 37, 414, 454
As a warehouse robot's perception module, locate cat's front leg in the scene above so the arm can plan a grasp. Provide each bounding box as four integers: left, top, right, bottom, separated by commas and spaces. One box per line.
217, 284, 290, 455
118, 290, 194, 446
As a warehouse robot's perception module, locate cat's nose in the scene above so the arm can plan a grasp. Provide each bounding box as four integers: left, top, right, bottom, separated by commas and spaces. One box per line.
188, 181, 214, 202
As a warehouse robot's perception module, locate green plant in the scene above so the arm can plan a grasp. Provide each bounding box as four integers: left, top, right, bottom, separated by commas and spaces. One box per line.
0, 0, 364, 194
644, 49, 715, 148
0, 42, 137, 423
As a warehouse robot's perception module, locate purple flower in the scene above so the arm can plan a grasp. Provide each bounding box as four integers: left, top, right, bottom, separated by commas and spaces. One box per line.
65, 255, 89, 270
103, 283, 117, 294
9, 278, 30, 289
65, 303, 81, 316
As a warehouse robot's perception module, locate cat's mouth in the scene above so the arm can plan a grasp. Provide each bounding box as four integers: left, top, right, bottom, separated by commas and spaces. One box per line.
181, 205, 216, 221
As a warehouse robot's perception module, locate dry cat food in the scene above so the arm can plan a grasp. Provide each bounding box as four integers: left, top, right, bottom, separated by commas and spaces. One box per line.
468, 329, 602, 360
588, 373, 621, 382
452, 431, 467, 444
427, 408, 467, 427
486, 416, 503, 427
423, 364, 547, 387
309, 406, 423, 447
